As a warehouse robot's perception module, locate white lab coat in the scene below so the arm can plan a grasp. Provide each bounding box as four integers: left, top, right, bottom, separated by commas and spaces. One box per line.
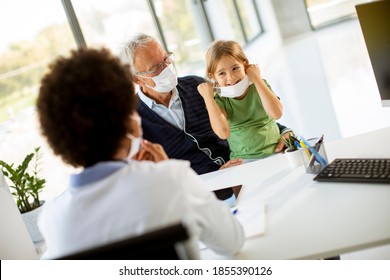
38, 159, 244, 259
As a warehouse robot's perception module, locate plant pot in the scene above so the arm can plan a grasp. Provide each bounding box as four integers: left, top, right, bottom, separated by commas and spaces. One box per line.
21, 201, 45, 243
285, 148, 303, 168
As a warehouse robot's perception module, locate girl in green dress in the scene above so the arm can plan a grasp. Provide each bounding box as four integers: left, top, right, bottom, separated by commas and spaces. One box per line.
197, 40, 283, 160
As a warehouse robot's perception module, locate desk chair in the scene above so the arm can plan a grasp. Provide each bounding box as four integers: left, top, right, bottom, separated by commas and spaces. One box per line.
56, 222, 193, 260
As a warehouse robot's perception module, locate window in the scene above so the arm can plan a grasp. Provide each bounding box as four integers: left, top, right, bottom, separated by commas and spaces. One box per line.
0, 1, 75, 124
71, 0, 158, 51
70, 0, 264, 75
0, 0, 76, 200
204, 0, 263, 45
305, 0, 370, 29
235, 0, 263, 42
151, 0, 208, 75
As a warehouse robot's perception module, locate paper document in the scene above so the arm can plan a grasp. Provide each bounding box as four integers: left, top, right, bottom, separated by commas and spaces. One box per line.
199, 203, 266, 250
236, 203, 266, 238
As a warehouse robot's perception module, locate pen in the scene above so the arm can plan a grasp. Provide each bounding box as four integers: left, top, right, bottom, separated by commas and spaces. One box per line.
231, 207, 239, 215
300, 140, 311, 159
294, 141, 302, 148
308, 135, 324, 167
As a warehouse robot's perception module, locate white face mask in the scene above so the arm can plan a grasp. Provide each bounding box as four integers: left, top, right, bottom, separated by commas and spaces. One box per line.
145, 64, 178, 93
218, 75, 251, 98
126, 114, 143, 161
126, 134, 142, 161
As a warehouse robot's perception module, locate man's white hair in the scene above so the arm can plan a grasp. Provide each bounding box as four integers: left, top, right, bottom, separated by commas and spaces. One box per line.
118, 33, 156, 73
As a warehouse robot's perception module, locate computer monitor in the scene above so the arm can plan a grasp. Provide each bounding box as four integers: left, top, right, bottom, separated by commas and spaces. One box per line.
356, 0, 390, 107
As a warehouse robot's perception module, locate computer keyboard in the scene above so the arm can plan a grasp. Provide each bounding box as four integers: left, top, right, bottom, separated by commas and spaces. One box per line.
314, 158, 390, 183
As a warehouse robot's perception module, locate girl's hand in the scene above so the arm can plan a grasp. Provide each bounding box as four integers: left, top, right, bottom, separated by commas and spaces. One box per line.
275, 132, 293, 153
246, 63, 283, 119
197, 82, 215, 101
135, 140, 168, 162
245, 64, 261, 83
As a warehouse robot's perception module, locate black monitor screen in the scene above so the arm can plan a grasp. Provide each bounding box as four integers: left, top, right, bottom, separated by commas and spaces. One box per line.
356, 0, 390, 107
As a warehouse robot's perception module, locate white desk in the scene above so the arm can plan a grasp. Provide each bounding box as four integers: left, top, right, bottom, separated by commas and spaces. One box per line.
200, 127, 390, 259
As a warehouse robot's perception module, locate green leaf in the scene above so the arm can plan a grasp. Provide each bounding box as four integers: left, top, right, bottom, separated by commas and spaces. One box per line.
0, 147, 46, 213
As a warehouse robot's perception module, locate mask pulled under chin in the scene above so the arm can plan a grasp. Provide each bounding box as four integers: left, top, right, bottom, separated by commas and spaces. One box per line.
126, 134, 143, 161
219, 75, 251, 98
146, 64, 178, 93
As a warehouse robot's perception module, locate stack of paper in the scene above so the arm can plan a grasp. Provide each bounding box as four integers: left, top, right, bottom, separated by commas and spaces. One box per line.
199, 203, 266, 251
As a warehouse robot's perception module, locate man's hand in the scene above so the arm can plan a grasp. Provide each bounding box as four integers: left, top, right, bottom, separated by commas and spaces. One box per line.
135, 140, 168, 162
219, 158, 243, 170
275, 132, 293, 153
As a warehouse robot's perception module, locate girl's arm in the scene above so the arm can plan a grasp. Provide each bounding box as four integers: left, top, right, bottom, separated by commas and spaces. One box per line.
246, 64, 283, 120
197, 82, 230, 139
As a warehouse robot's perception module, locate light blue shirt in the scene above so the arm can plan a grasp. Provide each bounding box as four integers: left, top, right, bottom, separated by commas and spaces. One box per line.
70, 161, 127, 187
137, 87, 185, 130
70, 161, 237, 207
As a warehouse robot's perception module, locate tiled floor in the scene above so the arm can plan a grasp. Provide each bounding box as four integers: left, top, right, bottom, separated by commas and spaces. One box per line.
0, 17, 389, 259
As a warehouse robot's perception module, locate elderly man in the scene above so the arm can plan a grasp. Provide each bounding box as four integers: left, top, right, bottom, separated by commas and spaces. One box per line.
119, 33, 292, 176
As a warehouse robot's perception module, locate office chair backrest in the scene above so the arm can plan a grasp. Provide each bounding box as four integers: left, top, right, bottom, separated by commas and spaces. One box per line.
56, 222, 192, 260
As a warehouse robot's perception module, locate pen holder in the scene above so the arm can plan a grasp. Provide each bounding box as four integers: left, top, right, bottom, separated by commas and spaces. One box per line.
299, 137, 329, 174
285, 148, 303, 168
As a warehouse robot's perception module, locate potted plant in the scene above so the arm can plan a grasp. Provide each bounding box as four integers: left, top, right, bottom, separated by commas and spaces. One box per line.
0, 147, 46, 243
282, 135, 303, 168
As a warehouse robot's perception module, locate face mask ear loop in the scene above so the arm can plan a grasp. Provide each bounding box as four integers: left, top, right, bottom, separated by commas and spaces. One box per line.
130, 114, 141, 125
129, 114, 143, 138
126, 133, 143, 161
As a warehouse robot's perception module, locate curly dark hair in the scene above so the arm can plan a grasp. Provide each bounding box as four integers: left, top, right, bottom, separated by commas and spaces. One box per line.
37, 48, 136, 167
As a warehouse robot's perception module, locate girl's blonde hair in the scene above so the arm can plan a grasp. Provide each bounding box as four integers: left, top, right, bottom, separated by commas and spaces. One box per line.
205, 40, 249, 81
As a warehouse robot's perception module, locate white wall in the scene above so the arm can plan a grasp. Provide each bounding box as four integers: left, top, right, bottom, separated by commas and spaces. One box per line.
244, 0, 282, 68
270, 0, 312, 39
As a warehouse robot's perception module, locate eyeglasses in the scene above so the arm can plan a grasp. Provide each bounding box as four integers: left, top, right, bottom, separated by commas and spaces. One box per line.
135, 52, 174, 77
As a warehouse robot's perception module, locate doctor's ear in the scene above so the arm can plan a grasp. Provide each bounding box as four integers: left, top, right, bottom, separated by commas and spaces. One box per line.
132, 75, 145, 86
